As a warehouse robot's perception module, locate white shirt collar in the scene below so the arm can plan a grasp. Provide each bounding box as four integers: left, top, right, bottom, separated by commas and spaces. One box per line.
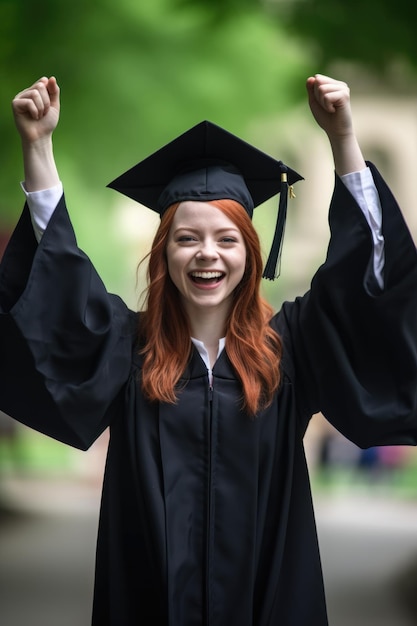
191, 337, 226, 384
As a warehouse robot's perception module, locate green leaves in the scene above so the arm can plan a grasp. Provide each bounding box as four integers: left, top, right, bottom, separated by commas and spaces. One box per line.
0, 0, 309, 220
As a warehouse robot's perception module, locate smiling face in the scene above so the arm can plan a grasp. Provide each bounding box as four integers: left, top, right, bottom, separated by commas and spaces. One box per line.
166, 201, 247, 324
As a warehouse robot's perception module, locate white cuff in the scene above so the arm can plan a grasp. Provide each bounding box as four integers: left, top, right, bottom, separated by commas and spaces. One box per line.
341, 168, 385, 289
21, 182, 63, 243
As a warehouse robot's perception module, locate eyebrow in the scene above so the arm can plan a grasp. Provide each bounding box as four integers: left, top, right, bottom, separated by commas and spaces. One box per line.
173, 226, 241, 235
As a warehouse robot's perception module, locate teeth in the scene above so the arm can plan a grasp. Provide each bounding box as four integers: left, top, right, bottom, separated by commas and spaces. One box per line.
191, 271, 223, 279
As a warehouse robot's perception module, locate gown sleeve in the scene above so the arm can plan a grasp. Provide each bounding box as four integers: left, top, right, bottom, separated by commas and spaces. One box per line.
0, 195, 136, 450
275, 162, 417, 449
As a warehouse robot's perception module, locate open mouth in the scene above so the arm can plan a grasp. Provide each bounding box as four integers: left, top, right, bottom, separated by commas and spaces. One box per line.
189, 271, 225, 285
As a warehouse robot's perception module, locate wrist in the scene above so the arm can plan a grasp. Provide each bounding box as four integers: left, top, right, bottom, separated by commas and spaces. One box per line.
22, 136, 60, 192
21, 133, 54, 154
326, 128, 356, 146
329, 133, 366, 177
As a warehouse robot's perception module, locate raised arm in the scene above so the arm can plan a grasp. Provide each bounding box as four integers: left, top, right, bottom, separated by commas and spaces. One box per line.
306, 74, 366, 176
12, 76, 61, 191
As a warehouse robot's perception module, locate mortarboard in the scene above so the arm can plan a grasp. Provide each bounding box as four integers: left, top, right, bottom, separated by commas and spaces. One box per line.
107, 121, 303, 279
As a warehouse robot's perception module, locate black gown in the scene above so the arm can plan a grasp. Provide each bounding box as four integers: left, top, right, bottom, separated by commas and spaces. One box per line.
1, 163, 417, 625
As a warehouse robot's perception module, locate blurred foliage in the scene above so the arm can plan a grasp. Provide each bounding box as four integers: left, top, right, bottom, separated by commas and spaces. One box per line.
2, 0, 416, 218
0, 426, 74, 474
0, 0, 311, 222
273, 0, 417, 76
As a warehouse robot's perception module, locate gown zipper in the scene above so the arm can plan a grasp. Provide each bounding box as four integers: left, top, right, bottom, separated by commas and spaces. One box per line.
205, 381, 214, 625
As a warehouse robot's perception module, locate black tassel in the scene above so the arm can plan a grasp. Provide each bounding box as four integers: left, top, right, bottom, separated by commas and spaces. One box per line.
262, 164, 289, 280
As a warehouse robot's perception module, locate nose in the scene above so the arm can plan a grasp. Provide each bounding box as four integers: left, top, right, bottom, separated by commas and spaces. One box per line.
196, 239, 219, 261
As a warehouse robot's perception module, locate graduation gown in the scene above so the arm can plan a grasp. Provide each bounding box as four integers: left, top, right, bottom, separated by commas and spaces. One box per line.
1, 163, 417, 625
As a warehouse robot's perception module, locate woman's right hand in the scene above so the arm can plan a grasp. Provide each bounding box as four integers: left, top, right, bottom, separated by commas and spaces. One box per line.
12, 77, 61, 191
12, 77, 60, 145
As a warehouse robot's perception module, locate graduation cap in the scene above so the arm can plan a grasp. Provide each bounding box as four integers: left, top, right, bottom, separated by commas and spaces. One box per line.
107, 120, 303, 279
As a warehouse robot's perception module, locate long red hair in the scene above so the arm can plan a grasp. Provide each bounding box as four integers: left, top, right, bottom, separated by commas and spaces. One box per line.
138, 199, 282, 415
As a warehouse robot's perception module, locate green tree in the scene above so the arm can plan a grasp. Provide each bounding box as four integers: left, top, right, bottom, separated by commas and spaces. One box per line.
274, 0, 417, 75
0, 0, 310, 223
175, 0, 417, 73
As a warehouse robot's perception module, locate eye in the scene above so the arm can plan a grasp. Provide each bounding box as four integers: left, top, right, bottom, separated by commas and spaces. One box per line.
220, 236, 238, 244
177, 234, 197, 243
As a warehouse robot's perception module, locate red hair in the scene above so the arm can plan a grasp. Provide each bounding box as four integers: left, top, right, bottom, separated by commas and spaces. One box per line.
138, 200, 282, 415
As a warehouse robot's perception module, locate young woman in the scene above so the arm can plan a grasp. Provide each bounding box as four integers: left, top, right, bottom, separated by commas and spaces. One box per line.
1, 75, 417, 625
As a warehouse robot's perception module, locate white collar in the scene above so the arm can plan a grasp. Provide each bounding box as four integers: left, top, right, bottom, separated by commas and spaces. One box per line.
191, 337, 226, 384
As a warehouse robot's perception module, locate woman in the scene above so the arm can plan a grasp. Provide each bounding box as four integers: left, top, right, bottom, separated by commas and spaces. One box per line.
1, 75, 417, 625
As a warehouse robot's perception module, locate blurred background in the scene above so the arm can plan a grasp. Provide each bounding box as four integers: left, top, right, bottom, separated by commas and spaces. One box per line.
1, 0, 417, 624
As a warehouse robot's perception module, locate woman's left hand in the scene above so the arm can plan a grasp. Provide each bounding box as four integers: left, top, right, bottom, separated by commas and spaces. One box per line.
306, 74, 353, 140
